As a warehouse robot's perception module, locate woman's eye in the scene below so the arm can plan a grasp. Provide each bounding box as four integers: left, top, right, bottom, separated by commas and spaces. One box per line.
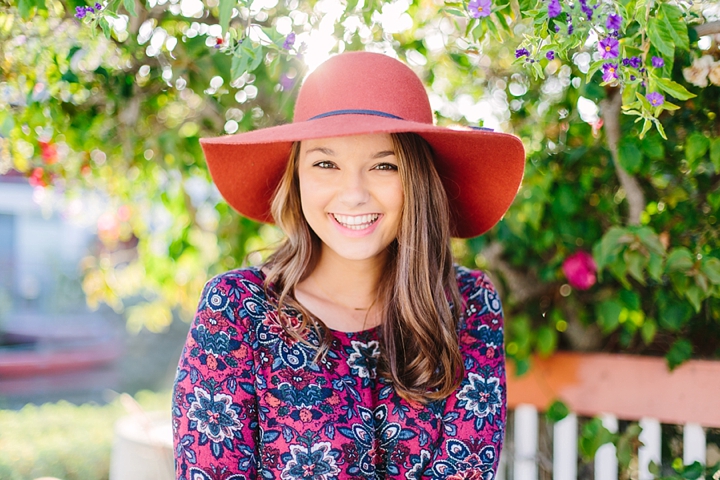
313, 161, 337, 169
374, 163, 398, 171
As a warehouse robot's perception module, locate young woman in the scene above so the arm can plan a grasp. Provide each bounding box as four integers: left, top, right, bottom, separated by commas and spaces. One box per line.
173, 51, 525, 480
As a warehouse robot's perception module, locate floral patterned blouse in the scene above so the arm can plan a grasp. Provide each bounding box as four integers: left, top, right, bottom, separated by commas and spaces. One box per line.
172, 265, 506, 480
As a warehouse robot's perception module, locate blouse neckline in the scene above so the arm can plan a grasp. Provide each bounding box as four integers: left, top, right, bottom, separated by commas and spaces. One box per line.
253, 265, 382, 338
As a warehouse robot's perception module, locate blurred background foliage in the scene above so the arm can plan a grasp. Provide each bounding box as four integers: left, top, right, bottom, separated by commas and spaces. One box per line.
0, 0, 719, 375
0, 390, 169, 480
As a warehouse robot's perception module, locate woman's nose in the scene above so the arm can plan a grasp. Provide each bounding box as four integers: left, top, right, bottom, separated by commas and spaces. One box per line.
337, 170, 370, 207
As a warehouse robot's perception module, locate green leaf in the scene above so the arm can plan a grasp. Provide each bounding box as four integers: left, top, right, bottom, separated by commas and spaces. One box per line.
231, 54, 249, 81
680, 461, 704, 479
248, 43, 264, 72
659, 3, 689, 51
596, 299, 623, 333
647, 253, 663, 281
658, 295, 692, 330
586, 59, 607, 83
594, 227, 632, 272
579, 417, 615, 460
695, 272, 709, 294
619, 289, 641, 310
123, 0, 137, 17
655, 77, 697, 101
444, 7, 465, 16
18, 0, 32, 19
685, 132, 710, 163
666, 338, 692, 370
219, 0, 235, 36
685, 285, 702, 312
634, 226, 666, 255
99, 17, 112, 39
618, 139, 643, 174
625, 250, 646, 284
536, 325, 557, 357
670, 271, 690, 295
666, 247, 694, 272
545, 399, 570, 423
701, 257, 720, 284
710, 137, 720, 171
641, 318, 656, 345
647, 16, 675, 57
640, 135, 665, 160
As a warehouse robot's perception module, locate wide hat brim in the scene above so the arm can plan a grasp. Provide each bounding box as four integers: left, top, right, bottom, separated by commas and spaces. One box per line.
201, 114, 524, 239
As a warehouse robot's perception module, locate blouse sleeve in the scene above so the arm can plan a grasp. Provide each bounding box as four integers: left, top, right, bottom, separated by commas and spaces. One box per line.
172, 272, 259, 480
425, 268, 507, 479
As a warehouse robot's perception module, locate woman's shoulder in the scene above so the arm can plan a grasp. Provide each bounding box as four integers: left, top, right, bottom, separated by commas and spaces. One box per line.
196, 266, 275, 325
204, 266, 267, 292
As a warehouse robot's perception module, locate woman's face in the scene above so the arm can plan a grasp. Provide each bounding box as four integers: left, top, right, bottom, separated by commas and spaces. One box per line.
297, 133, 404, 265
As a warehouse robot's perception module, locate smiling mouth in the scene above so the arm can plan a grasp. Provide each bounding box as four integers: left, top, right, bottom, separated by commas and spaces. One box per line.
331, 213, 381, 230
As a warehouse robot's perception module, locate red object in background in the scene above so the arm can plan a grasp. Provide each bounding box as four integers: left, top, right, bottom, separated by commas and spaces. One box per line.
39, 140, 58, 164
562, 250, 598, 290
28, 167, 47, 187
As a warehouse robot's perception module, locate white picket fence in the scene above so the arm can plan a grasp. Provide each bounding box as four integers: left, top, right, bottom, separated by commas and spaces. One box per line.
495, 406, 709, 480
501, 352, 720, 480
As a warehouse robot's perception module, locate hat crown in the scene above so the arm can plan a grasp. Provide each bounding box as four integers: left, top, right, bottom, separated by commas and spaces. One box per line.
293, 52, 434, 124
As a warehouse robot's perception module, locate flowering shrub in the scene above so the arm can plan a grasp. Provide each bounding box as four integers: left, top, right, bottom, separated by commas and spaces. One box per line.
2, 0, 719, 387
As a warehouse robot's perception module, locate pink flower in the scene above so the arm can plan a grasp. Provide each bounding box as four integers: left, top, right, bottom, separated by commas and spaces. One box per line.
562, 251, 597, 290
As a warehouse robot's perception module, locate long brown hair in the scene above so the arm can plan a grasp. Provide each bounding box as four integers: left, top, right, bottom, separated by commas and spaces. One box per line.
263, 132, 464, 403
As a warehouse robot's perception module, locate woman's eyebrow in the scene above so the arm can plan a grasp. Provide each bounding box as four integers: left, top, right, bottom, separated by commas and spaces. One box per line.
373, 150, 396, 159
305, 147, 335, 156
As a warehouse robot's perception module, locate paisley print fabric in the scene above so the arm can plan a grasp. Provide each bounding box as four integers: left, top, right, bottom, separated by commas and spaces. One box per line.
172, 266, 506, 479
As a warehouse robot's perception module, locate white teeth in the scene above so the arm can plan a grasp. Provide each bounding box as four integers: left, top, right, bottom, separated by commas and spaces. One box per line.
332, 213, 380, 229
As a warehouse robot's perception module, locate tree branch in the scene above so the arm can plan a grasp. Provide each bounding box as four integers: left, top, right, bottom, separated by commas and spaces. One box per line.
694, 21, 720, 37
482, 242, 550, 304
601, 87, 646, 226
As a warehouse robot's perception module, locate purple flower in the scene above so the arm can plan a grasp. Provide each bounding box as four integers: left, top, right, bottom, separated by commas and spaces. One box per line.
546, 50, 555, 60
646, 92, 664, 107
75, 5, 88, 18
606, 13, 622, 32
651, 56, 664, 68
515, 48, 530, 58
568, 23, 574, 34
598, 37, 619, 59
548, 0, 561, 18
562, 251, 597, 290
468, 0, 492, 18
282, 32, 296, 50
279, 74, 294, 90
579, 0, 593, 21
622, 56, 641, 68
602, 63, 618, 82
95, 2, 102, 9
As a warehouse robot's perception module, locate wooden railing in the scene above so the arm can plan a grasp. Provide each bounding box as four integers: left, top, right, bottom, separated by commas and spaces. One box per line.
497, 352, 720, 479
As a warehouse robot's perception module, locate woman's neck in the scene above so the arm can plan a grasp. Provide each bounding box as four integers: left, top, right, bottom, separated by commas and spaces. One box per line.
307, 249, 387, 310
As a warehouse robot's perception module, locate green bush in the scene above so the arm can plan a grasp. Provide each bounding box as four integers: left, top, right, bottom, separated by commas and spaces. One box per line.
0, 391, 170, 480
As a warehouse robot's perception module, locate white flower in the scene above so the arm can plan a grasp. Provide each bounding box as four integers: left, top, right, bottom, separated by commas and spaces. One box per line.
708, 62, 720, 86
683, 55, 716, 88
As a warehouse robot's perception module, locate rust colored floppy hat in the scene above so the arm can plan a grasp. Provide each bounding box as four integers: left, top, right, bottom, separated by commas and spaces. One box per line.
200, 51, 525, 238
